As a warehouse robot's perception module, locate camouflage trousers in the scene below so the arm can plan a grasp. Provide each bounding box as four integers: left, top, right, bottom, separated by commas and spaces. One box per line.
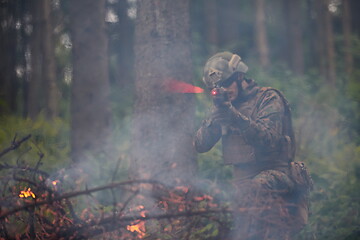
229, 169, 296, 240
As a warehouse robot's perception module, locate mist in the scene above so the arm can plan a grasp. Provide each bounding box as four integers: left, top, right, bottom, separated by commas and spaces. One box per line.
0, 0, 359, 239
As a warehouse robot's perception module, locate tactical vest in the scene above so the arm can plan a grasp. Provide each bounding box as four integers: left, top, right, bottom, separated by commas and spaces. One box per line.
222, 87, 295, 176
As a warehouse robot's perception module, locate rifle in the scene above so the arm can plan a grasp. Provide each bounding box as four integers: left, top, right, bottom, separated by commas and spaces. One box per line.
210, 87, 229, 108
210, 87, 229, 135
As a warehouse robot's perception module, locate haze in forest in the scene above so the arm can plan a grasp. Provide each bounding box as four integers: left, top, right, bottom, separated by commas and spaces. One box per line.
0, 0, 359, 239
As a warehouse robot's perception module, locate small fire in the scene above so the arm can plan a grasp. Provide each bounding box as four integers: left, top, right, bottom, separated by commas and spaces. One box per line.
127, 205, 147, 238
19, 188, 36, 199
175, 186, 189, 194
193, 194, 213, 202
127, 222, 146, 238
163, 79, 204, 93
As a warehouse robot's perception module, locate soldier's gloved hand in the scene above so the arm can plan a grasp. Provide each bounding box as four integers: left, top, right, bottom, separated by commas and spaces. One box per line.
210, 103, 250, 129
210, 103, 233, 127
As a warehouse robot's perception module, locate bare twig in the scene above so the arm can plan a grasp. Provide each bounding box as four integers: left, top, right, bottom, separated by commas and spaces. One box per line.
32, 143, 45, 181
110, 158, 122, 217
0, 134, 31, 158
28, 206, 36, 239
0, 219, 10, 239
0, 163, 49, 177
65, 198, 82, 224
12, 175, 39, 187
111, 157, 122, 183
119, 189, 140, 214
15, 146, 32, 166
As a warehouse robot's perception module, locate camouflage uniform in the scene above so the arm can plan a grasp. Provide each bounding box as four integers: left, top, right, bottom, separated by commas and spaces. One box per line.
194, 81, 297, 240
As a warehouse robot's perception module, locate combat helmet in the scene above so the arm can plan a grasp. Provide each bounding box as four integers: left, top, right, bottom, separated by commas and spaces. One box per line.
203, 52, 248, 88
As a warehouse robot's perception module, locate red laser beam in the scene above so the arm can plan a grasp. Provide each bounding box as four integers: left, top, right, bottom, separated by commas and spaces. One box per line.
163, 79, 204, 93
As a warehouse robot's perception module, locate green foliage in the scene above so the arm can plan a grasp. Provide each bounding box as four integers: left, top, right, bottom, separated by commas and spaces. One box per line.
192, 223, 219, 239
1, 0, 359, 237
297, 141, 360, 240
0, 114, 70, 172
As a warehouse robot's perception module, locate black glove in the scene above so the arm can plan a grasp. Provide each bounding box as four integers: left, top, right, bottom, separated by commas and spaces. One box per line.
210, 104, 233, 127
210, 103, 250, 130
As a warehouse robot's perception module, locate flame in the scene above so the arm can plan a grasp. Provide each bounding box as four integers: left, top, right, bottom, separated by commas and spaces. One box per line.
175, 186, 189, 194
127, 222, 146, 238
127, 205, 147, 238
163, 79, 204, 93
193, 194, 213, 202
19, 188, 36, 199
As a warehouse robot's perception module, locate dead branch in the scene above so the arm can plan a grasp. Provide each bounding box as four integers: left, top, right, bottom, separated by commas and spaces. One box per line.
0, 163, 49, 177
0, 134, 31, 158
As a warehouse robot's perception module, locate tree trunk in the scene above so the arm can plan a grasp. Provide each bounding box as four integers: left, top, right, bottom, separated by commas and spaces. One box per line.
305, 0, 317, 71
130, 0, 196, 185
69, 0, 112, 163
323, 0, 336, 87
284, 0, 304, 75
217, 0, 240, 49
111, 0, 135, 101
350, 0, 360, 36
19, 0, 30, 117
254, 0, 269, 68
28, 0, 44, 119
342, 0, 353, 76
204, 0, 218, 53
27, 0, 59, 119
41, 0, 59, 119
314, 0, 325, 76
313, 0, 337, 87
0, 0, 19, 114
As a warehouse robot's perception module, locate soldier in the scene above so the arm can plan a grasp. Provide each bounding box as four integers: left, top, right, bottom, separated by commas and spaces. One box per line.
194, 52, 311, 239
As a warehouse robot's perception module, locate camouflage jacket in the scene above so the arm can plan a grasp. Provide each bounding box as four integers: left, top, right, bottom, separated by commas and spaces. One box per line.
194, 84, 294, 176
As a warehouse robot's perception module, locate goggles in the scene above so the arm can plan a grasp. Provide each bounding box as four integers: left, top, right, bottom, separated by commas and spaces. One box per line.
217, 72, 238, 88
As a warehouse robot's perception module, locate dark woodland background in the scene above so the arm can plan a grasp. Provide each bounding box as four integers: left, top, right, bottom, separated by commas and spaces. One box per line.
1, 0, 360, 239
